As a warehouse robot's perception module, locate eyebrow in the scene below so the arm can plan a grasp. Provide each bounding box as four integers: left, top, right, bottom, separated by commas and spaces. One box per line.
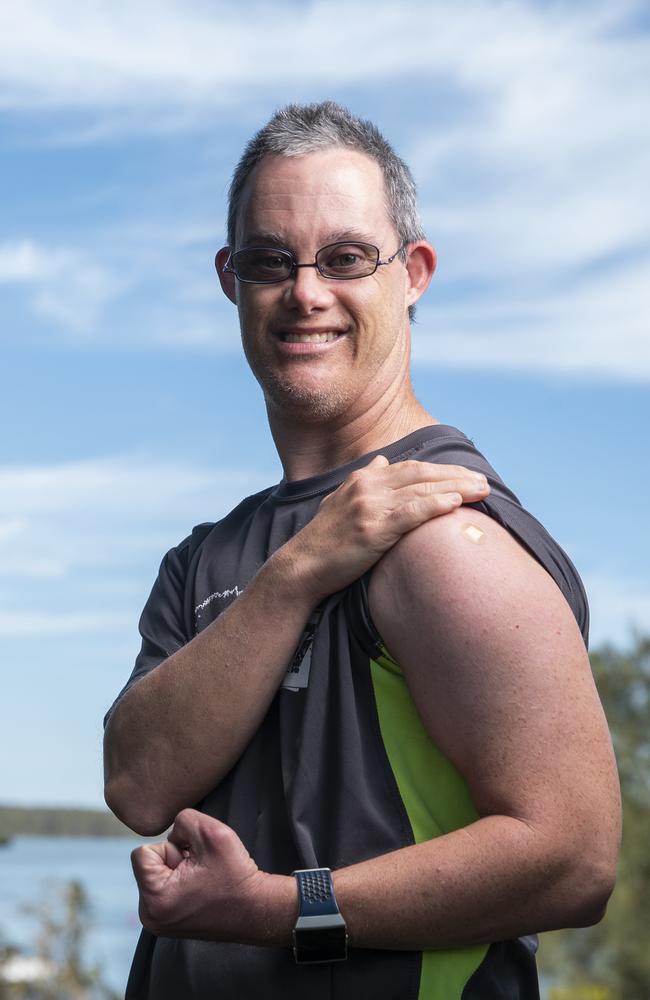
321, 229, 377, 245
238, 229, 378, 250
239, 231, 287, 248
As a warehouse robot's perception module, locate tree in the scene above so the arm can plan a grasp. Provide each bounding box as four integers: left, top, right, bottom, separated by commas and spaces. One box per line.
0, 881, 118, 1000
538, 634, 650, 999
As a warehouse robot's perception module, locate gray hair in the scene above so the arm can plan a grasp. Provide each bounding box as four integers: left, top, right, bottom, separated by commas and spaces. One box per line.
226, 101, 426, 254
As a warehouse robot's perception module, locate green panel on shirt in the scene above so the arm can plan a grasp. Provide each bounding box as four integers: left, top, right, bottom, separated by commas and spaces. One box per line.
370, 647, 488, 1000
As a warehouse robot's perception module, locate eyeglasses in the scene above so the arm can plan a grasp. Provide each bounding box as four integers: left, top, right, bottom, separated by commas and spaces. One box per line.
223, 241, 407, 284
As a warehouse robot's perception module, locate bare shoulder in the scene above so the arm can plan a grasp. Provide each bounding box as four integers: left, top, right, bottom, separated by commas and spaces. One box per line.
367, 507, 616, 826
369, 505, 577, 646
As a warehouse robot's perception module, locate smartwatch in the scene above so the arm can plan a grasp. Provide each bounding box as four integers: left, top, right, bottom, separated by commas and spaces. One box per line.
292, 868, 348, 964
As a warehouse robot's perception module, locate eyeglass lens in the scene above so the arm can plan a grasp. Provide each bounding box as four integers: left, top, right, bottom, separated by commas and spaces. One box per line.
232, 242, 380, 282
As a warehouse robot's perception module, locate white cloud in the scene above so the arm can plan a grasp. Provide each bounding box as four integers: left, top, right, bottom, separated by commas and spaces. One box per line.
0, 455, 275, 637
0, 240, 122, 333
0, 454, 273, 574
0, 2, 644, 120
414, 253, 650, 380
0, 227, 233, 346
1, 1, 648, 378
0, 231, 231, 345
0, 241, 42, 281
397, 2, 650, 379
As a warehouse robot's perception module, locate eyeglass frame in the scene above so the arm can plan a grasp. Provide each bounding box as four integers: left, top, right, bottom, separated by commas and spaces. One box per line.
221, 241, 409, 284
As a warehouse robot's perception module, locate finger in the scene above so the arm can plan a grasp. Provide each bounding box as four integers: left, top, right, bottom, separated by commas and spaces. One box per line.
372, 460, 488, 490
162, 839, 186, 870
168, 808, 230, 860
391, 462, 488, 489
393, 478, 489, 501
366, 453, 390, 468
387, 491, 464, 533
167, 807, 203, 850
132, 842, 165, 866
131, 844, 168, 885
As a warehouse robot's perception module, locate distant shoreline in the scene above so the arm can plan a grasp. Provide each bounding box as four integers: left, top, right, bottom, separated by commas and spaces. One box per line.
0, 804, 137, 839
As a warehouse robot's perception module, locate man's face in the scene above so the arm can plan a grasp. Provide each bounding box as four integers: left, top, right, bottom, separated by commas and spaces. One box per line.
220, 148, 421, 422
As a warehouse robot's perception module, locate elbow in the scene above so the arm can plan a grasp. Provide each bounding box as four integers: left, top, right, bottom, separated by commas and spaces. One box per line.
104, 776, 172, 838
103, 715, 173, 837
551, 836, 618, 929
568, 858, 617, 927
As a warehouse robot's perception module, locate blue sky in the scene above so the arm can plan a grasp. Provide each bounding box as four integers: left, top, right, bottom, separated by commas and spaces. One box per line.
1, 0, 648, 808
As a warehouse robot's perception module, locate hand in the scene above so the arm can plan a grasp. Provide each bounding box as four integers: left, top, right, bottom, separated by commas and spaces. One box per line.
131, 809, 286, 943
286, 455, 490, 602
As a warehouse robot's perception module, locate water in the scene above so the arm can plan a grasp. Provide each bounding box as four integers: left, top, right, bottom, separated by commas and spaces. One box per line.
0, 835, 143, 996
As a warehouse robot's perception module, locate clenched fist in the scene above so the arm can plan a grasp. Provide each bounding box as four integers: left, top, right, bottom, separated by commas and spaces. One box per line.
131, 810, 295, 945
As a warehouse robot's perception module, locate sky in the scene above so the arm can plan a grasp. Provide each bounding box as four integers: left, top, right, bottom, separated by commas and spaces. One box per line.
1, 0, 649, 809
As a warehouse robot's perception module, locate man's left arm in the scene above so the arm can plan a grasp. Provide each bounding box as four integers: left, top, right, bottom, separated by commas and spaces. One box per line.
131, 507, 621, 950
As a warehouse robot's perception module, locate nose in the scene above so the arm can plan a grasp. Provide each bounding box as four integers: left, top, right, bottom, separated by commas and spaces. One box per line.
283, 264, 336, 314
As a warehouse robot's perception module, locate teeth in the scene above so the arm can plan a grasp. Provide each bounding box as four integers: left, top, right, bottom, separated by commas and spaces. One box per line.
283, 332, 340, 343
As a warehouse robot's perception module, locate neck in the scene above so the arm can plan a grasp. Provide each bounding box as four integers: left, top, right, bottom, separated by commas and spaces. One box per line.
267, 376, 438, 482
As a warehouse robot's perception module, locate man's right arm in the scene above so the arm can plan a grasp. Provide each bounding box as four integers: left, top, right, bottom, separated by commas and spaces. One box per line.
104, 542, 323, 836
104, 457, 489, 835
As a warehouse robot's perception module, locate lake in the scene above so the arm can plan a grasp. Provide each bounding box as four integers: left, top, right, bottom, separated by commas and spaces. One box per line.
0, 835, 142, 996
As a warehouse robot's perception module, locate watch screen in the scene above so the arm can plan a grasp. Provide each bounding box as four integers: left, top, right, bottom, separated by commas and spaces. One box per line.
295, 924, 347, 962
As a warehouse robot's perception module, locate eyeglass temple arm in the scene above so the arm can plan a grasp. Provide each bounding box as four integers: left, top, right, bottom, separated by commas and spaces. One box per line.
378, 243, 408, 266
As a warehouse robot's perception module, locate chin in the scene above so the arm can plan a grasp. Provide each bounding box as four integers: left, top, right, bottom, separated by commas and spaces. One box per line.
262, 375, 350, 423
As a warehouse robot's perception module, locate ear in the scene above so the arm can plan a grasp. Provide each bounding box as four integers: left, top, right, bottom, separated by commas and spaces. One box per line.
404, 241, 436, 309
215, 247, 237, 305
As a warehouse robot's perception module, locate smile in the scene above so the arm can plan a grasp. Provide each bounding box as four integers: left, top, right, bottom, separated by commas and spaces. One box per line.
280, 331, 341, 343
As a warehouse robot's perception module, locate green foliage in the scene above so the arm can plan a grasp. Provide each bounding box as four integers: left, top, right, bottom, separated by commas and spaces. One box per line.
0, 881, 119, 1000
539, 634, 650, 1000
548, 988, 613, 1000
591, 635, 650, 811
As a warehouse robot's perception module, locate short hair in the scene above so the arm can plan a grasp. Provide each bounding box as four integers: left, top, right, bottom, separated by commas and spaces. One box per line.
227, 101, 426, 253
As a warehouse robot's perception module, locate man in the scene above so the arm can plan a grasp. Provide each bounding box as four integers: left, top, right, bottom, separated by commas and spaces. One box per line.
104, 103, 620, 999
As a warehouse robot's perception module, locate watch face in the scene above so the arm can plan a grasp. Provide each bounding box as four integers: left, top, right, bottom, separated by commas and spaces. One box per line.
294, 923, 348, 963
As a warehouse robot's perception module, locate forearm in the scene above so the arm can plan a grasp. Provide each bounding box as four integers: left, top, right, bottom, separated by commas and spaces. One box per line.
261, 814, 614, 951
104, 544, 319, 835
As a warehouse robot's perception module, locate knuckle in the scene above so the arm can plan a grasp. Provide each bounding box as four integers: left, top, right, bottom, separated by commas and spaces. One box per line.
350, 492, 372, 519
394, 498, 421, 522
431, 466, 465, 484
405, 498, 424, 518
350, 509, 372, 539
398, 501, 429, 529
209, 821, 230, 848
346, 468, 365, 485
405, 460, 427, 477
175, 807, 194, 829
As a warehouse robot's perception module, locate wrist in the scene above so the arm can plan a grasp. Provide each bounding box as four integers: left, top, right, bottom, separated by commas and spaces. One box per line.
267, 536, 330, 608
252, 873, 298, 948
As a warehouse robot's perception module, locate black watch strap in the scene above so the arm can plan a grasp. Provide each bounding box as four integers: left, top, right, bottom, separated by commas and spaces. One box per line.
292, 868, 348, 963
